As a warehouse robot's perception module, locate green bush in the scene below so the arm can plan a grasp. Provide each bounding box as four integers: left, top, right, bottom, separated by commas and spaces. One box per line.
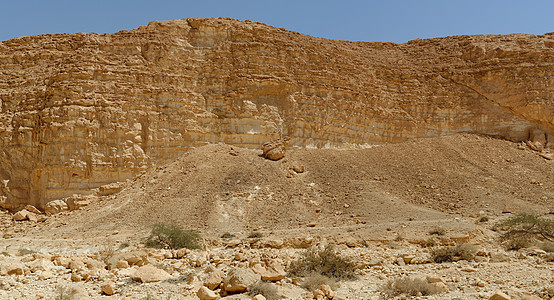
430, 243, 477, 263
288, 245, 356, 280
143, 222, 201, 250
495, 214, 553, 248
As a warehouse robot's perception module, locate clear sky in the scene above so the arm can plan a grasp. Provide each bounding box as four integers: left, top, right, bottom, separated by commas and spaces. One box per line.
1, 0, 553, 43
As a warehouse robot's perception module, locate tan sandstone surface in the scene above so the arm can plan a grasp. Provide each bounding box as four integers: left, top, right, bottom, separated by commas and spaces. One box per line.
0, 133, 552, 299
0, 18, 553, 209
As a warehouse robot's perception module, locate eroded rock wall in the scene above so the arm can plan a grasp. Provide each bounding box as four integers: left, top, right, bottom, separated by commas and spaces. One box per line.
0, 18, 552, 208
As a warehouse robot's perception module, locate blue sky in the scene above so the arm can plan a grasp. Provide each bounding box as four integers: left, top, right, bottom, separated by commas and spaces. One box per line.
1, 0, 553, 43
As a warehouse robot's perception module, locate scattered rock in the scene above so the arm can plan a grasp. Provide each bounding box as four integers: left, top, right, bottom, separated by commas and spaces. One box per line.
66, 195, 94, 210
252, 295, 267, 300
24, 205, 41, 214
204, 265, 224, 290
320, 284, 335, 299
223, 268, 261, 293
490, 252, 510, 263
44, 200, 69, 215
261, 138, 288, 161
12, 209, 37, 221
101, 281, 116, 296
0, 261, 24, 275
97, 182, 123, 196
251, 260, 286, 282
197, 286, 218, 300
490, 291, 511, 300
132, 264, 171, 283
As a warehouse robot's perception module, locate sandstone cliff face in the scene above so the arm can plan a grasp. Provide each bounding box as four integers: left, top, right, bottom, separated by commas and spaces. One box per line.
0, 18, 552, 209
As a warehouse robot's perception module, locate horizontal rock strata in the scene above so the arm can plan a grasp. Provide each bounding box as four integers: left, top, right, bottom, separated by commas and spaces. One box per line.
0, 18, 552, 208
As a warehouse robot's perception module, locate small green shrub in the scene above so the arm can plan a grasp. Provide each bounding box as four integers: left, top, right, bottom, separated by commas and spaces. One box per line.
430, 243, 477, 263
288, 245, 357, 280
496, 213, 553, 240
301, 273, 339, 291
384, 276, 445, 297
143, 222, 201, 250
495, 214, 554, 250
248, 281, 281, 300
248, 231, 264, 239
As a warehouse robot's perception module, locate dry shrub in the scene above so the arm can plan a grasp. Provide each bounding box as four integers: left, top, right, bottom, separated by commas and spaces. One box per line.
431, 243, 477, 263
504, 236, 533, 251
288, 245, 357, 280
419, 237, 438, 248
301, 273, 339, 291
220, 232, 235, 239
143, 222, 201, 250
248, 281, 280, 300
384, 277, 445, 297
248, 231, 264, 239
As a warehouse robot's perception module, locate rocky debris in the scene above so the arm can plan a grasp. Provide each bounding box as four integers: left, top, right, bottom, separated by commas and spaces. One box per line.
261, 138, 288, 161
65, 195, 94, 210
197, 286, 218, 300
251, 260, 286, 281
97, 182, 124, 196
490, 291, 511, 300
67, 285, 90, 300
223, 268, 261, 293
131, 264, 172, 283
204, 265, 224, 290
24, 205, 41, 214
252, 295, 267, 300
539, 152, 553, 160
0, 260, 24, 275
12, 209, 37, 222
319, 284, 335, 299
101, 281, 116, 295
106, 250, 148, 269
44, 199, 69, 215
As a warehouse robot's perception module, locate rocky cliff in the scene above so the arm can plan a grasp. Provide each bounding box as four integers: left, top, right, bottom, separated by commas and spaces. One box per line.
0, 18, 553, 209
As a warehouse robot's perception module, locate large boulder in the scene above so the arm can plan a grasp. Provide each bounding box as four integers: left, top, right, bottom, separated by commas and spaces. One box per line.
251, 260, 286, 281
223, 268, 261, 293
196, 286, 218, 300
261, 138, 288, 161
44, 199, 69, 215
132, 264, 171, 283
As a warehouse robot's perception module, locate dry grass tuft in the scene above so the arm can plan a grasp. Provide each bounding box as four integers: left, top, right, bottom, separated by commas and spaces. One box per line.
248, 281, 280, 300
301, 273, 339, 291
288, 245, 357, 280
384, 276, 445, 297
430, 243, 477, 263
